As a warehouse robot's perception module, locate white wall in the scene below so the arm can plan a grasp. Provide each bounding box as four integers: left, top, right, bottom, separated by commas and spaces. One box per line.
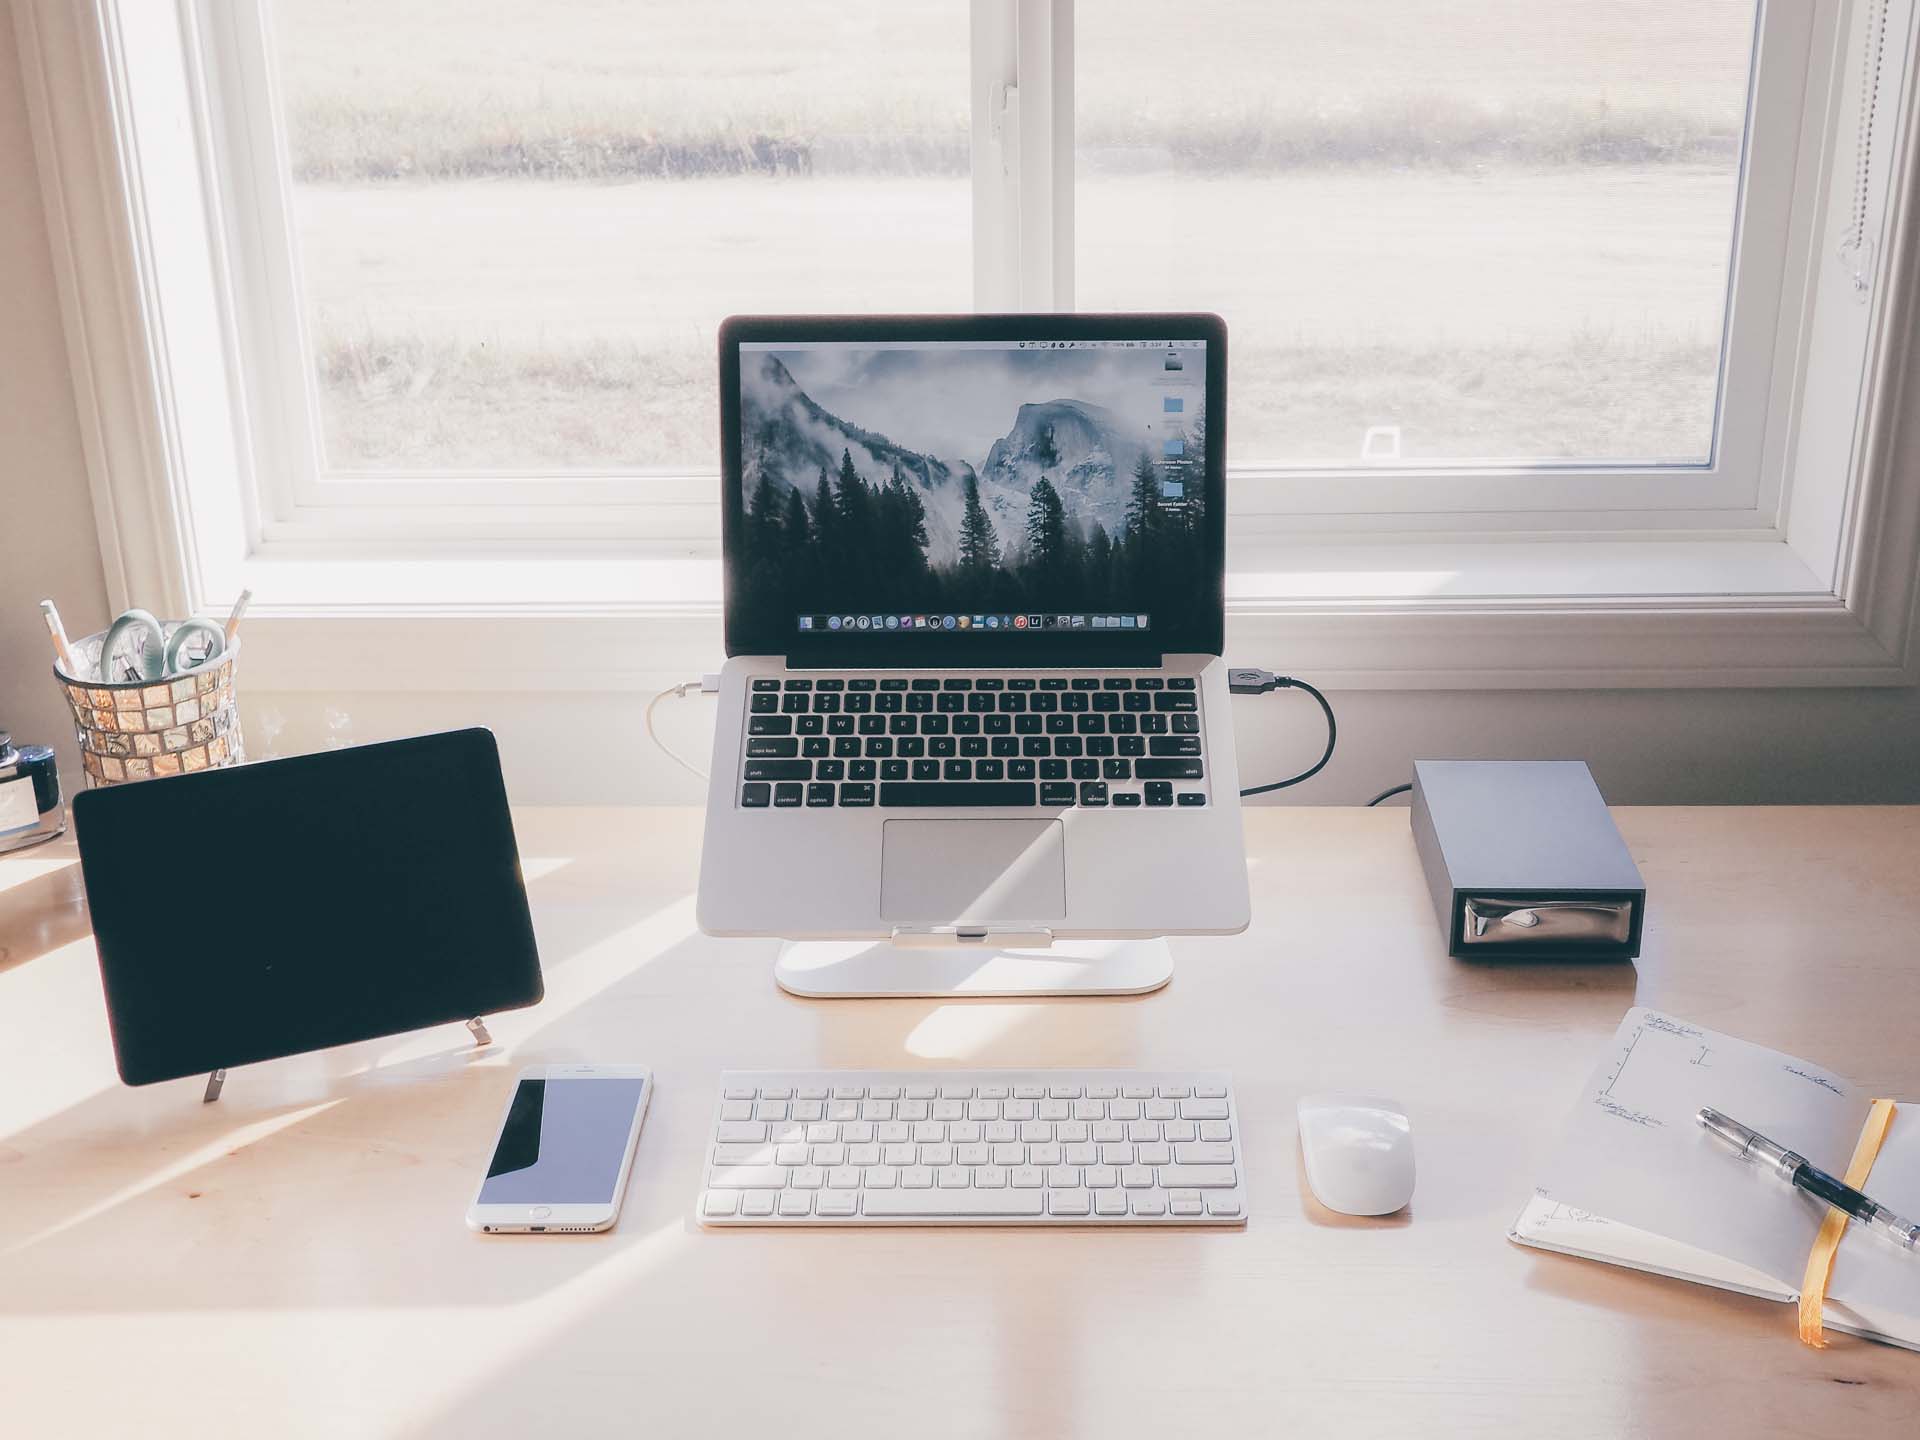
3, 28, 1917, 809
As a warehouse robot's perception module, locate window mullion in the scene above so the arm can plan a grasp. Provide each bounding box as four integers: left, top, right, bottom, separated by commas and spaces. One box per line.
970, 0, 1073, 311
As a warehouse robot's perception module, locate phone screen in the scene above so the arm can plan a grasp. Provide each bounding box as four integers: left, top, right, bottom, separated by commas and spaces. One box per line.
478, 1076, 646, 1204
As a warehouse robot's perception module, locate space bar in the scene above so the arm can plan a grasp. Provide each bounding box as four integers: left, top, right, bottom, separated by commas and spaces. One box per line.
861, 1191, 1045, 1217
879, 782, 1037, 807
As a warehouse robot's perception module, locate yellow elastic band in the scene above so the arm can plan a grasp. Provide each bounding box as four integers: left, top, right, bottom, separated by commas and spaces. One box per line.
1797, 1098, 1897, 1348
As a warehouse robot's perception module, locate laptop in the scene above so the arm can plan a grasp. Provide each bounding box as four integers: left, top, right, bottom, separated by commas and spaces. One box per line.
697, 314, 1250, 944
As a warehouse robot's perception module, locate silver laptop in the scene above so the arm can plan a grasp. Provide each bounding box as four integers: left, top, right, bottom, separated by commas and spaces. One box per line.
697, 314, 1250, 944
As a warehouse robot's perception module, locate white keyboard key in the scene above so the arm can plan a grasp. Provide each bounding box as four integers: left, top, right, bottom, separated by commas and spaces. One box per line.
1158, 1085, 1190, 1099
920, 1142, 955, 1166
1101, 1143, 1134, 1165
882, 1142, 916, 1166
1029, 1142, 1062, 1167
848, 1143, 881, 1165
878, 1122, 912, 1144
859, 1102, 893, 1121
1170, 1195, 1205, 1217
956, 1143, 990, 1166
1128, 1120, 1161, 1143
828, 1167, 862, 1189
898, 1101, 930, 1122
722, 1086, 755, 1101
984, 1121, 1018, 1144
1048, 1188, 1092, 1216
1121, 1166, 1156, 1188
1073, 1100, 1103, 1121
868, 1085, 901, 1100
778, 1192, 812, 1216
900, 1166, 935, 1189
841, 1121, 875, 1144
806, 1123, 839, 1143
866, 1165, 899, 1189
1047, 1084, 1081, 1099
703, 1191, 740, 1216
1004, 1100, 1036, 1121
940, 1084, 972, 1100
975, 1165, 1008, 1188
968, 1099, 1001, 1121
761, 1086, 792, 1101
1165, 1121, 1199, 1144
1205, 1193, 1242, 1217
713, 1143, 778, 1166
1038, 1099, 1071, 1121
1194, 1084, 1228, 1099
937, 1166, 970, 1189
715, 1121, 767, 1143
754, 1101, 790, 1122
815, 1192, 858, 1217
978, 1084, 1010, 1100
1173, 1142, 1236, 1166
932, 1100, 966, 1122
1055, 1120, 1089, 1144
831, 1085, 864, 1100
1137, 1142, 1173, 1166
1131, 1192, 1168, 1216
708, 1166, 789, 1189
912, 1121, 946, 1143
1182, 1099, 1229, 1120
1199, 1120, 1233, 1143
720, 1100, 754, 1122
904, 1084, 936, 1101
827, 1101, 859, 1122
1145, 1100, 1177, 1121
1087, 1086, 1119, 1100
741, 1192, 777, 1217
948, 1121, 982, 1144
1020, 1121, 1054, 1143
1084, 1166, 1119, 1189
1010, 1166, 1045, 1189
797, 1086, 828, 1101
1160, 1166, 1237, 1189
1064, 1142, 1098, 1166
1046, 1165, 1080, 1188
1122, 1085, 1154, 1100
1094, 1190, 1129, 1216
1110, 1100, 1141, 1121
791, 1166, 826, 1190
812, 1142, 846, 1166
775, 1143, 809, 1166
862, 1191, 1043, 1218
1092, 1121, 1126, 1143
992, 1142, 1025, 1165
770, 1122, 807, 1144
792, 1101, 825, 1121
1014, 1085, 1045, 1100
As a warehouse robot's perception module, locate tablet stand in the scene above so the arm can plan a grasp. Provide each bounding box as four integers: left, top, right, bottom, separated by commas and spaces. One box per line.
772, 937, 1174, 999
198, 1016, 494, 1102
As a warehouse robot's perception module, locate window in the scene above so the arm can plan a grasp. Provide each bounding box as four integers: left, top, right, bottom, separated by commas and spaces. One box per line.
20, 0, 1920, 690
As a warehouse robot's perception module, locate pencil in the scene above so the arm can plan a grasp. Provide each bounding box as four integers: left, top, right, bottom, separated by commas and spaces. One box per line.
39, 600, 77, 675
223, 588, 253, 645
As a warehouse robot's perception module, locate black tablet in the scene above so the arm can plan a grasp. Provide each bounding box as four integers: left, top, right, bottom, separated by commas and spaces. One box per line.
74, 728, 544, 1086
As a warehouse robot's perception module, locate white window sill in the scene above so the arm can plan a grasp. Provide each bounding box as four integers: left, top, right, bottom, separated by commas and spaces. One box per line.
226, 532, 1909, 694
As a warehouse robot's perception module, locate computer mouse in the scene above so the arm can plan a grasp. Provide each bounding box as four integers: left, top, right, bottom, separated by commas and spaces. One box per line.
1297, 1093, 1415, 1216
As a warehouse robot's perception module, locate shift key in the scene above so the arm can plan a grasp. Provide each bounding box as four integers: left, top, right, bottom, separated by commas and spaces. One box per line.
1135, 759, 1204, 780
742, 760, 811, 781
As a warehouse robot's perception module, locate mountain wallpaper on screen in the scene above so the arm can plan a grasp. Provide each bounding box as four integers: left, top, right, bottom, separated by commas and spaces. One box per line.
734, 348, 1207, 629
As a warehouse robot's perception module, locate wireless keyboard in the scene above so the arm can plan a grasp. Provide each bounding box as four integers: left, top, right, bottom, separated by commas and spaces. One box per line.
739, 675, 1209, 810
698, 1069, 1246, 1226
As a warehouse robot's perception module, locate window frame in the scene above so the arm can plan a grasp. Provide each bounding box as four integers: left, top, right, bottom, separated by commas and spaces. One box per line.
13, 0, 1920, 694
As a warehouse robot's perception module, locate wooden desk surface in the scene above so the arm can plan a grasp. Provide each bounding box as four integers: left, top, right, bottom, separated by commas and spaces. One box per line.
1, 806, 1916, 1437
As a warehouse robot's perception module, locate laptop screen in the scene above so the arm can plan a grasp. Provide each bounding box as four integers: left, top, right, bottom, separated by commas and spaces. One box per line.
721, 317, 1224, 660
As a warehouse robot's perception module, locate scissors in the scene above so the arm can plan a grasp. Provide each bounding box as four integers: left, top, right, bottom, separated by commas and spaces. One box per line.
97, 608, 226, 684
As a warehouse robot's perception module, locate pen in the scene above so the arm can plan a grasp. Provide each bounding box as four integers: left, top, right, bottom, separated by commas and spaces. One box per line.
223, 587, 253, 645
1698, 1106, 1918, 1251
38, 600, 77, 675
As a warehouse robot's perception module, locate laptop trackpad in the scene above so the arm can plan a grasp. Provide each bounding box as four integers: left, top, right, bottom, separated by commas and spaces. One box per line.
879, 819, 1066, 925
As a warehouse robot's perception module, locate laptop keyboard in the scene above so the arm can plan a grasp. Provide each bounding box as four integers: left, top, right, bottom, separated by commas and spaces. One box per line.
737, 675, 1206, 810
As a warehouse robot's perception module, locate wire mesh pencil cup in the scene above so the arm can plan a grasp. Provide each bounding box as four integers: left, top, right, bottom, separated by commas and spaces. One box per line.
53, 624, 245, 787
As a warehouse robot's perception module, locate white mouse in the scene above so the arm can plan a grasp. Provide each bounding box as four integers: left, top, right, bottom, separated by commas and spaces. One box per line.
1297, 1093, 1415, 1216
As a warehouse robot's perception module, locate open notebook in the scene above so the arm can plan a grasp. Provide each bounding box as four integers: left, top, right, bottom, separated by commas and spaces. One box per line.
1511, 1008, 1920, 1351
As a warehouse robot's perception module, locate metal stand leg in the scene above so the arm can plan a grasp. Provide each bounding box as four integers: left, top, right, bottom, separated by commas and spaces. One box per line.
466, 1017, 492, 1047
203, 1068, 226, 1103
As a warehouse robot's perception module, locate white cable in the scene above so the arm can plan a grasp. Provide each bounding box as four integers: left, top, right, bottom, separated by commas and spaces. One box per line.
645, 679, 712, 782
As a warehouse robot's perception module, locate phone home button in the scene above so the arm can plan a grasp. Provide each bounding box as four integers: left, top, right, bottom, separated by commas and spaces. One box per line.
529, 1205, 552, 1220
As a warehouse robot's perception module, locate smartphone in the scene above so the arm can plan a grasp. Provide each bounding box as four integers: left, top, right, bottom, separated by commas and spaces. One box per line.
467, 1064, 652, 1233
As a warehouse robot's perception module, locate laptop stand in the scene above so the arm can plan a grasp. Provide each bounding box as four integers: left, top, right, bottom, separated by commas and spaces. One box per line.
772, 936, 1174, 999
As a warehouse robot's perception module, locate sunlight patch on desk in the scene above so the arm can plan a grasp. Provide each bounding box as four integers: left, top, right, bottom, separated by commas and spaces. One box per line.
0, 857, 76, 895
518, 856, 572, 884
905, 1004, 1038, 1059
0, 1100, 345, 1258
528, 895, 700, 1028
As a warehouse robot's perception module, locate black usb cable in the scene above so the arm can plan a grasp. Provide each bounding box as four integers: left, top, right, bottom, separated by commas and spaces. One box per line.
1226, 668, 1336, 797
